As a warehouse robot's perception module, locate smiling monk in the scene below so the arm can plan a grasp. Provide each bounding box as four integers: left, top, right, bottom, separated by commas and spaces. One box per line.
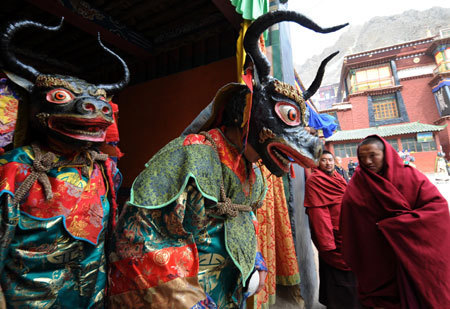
304, 150, 360, 308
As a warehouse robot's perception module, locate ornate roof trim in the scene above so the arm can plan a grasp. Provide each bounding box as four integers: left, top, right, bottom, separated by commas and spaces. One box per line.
346, 38, 434, 61
326, 121, 446, 142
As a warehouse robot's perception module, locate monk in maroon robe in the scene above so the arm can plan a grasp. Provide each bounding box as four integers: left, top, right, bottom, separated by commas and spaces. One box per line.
305, 150, 360, 308
341, 135, 450, 308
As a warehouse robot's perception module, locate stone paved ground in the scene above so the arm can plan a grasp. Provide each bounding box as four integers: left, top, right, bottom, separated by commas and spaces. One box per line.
270, 173, 450, 309
425, 173, 450, 206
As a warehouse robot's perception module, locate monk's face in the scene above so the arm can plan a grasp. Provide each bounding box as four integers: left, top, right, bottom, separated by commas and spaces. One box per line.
318, 153, 335, 174
358, 143, 384, 174
335, 156, 342, 167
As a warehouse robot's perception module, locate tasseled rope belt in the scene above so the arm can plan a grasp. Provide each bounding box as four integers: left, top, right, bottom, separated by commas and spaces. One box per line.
12, 143, 108, 205
199, 132, 263, 218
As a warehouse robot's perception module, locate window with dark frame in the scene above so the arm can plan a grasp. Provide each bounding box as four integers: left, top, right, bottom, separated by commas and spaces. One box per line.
348, 64, 394, 94
334, 143, 359, 158
400, 137, 436, 152
372, 94, 399, 121
386, 139, 399, 151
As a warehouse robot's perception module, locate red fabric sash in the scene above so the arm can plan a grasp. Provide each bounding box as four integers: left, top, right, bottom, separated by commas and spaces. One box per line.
304, 168, 347, 208
341, 135, 450, 308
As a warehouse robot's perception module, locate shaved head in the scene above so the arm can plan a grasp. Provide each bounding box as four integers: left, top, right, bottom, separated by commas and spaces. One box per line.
359, 136, 384, 151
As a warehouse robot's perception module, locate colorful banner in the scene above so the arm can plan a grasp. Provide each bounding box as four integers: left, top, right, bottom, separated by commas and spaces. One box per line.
417, 132, 433, 143
432, 78, 450, 93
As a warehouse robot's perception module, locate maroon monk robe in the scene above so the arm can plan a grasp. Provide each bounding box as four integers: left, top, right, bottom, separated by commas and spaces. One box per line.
304, 168, 350, 271
341, 135, 450, 309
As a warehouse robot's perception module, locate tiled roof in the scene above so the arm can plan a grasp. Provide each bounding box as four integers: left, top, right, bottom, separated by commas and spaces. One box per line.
326, 122, 446, 142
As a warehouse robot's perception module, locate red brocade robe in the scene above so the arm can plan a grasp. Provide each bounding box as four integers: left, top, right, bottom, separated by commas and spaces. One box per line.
341, 135, 450, 309
304, 168, 350, 271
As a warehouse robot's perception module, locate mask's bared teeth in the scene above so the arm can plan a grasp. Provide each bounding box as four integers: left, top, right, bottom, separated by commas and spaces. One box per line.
273, 148, 290, 166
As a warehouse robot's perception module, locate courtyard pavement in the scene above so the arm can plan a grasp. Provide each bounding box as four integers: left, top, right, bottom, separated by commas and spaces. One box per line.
425, 173, 450, 206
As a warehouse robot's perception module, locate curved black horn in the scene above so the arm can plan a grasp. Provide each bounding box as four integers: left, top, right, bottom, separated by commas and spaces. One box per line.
243, 10, 348, 83
0, 18, 64, 81
303, 51, 339, 101
96, 33, 130, 93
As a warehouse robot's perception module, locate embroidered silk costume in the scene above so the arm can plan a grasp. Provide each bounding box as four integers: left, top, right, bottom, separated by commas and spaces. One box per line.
0, 145, 120, 308
109, 10, 346, 309
109, 129, 267, 308
254, 165, 301, 308
0, 17, 129, 308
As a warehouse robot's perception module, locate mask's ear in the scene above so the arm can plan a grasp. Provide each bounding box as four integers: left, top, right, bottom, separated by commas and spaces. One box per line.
3, 70, 34, 92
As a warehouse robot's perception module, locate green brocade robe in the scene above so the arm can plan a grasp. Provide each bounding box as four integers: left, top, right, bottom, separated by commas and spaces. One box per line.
109, 129, 266, 308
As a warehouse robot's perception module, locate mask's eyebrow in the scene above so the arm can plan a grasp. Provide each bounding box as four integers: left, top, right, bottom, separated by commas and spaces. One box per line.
88, 88, 107, 97
36, 75, 83, 94
273, 80, 304, 106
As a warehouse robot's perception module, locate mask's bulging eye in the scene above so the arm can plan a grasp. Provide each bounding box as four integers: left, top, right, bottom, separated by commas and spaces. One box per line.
275, 102, 300, 126
287, 109, 297, 121
46, 88, 74, 104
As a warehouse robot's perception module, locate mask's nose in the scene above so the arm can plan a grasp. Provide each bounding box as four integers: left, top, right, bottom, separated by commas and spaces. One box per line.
81, 100, 112, 116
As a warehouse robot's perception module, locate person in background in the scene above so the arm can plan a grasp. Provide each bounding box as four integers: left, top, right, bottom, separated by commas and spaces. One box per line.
341, 135, 450, 308
334, 156, 349, 182
436, 148, 448, 177
447, 156, 450, 176
407, 155, 416, 168
347, 159, 356, 178
304, 150, 360, 309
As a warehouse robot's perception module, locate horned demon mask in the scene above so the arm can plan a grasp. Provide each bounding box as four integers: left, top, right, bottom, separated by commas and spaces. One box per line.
188, 11, 348, 177
0, 19, 129, 147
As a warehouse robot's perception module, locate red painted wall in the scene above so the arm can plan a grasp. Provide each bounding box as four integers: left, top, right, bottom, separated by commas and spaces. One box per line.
115, 57, 237, 187
337, 95, 370, 130
337, 76, 440, 130
409, 151, 440, 173
334, 74, 445, 174
395, 54, 435, 70
399, 76, 440, 123
329, 39, 448, 174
